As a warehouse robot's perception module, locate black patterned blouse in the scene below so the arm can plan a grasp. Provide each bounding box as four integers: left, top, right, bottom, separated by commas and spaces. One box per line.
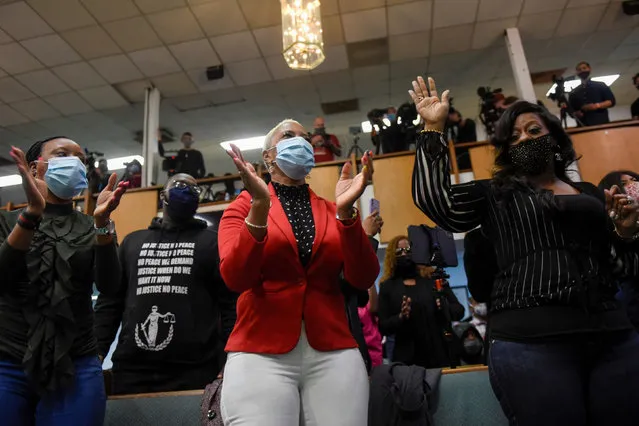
273, 182, 316, 266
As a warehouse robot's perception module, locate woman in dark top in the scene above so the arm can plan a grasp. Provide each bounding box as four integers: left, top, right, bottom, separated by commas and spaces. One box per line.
378, 235, 464, 368
0, 137, 126, 426
409, 76, 639, 426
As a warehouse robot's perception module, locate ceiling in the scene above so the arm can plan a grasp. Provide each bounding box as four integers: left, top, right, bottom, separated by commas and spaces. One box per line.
0, 0, 637, 177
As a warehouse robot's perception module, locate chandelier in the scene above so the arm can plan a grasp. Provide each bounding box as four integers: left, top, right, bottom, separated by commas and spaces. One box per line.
281, 0, 325, 70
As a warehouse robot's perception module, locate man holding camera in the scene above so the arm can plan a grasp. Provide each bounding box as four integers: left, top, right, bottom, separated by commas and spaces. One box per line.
311, 117, 342, 163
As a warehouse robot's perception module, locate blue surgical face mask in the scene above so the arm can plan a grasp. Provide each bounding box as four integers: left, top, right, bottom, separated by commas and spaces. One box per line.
164, 186, 199, 220
44, 156, 88, 200
272, 136, 315, 180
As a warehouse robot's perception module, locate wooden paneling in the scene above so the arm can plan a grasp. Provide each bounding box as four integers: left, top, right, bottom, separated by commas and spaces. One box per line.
469, 145, 495, 181
373, 153, 435, 243
110, 190, 159, 241
308, 161, 342, 202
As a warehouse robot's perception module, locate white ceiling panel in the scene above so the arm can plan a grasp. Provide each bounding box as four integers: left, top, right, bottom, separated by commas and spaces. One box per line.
608, 43, 639, 62
265, 55, 305, 80
186, 68, 235, 91
275, 75, 316, 96
0, 28, 12, 44
322, 15, 345, 47
211, 32, 261, 63
320, 0, 339, 16
342, 8, 387, 43
225, 58, 272, 86
147, 7, 204, 44
598, 1, 639, 31
90, 54, 144, 83
433, 0, 478, 29
0, 104, 29, 126
472, 18, 518, 50
388, 1, 432, 36
79, 85, 129, 109
0, 68, 6, 79
0, 43, 43, 74
0, 2, 53, 40
28, 0, 96, 31
0, 77, 36, 103
62, 26, 122, 59
237, 0, 281, 29
134, 0, 186, 14
310, 44, 349, 74
104, 17, 163, 53
114, 79, 151, 103
52, 62, 107, 90
430, 24, 474, 55
152, 72, 198, 97
521, 0, 568, 15
191, 0, 248, 37
253, 26, 282, 57
477, 0, 523, 21
21, 34, 81, 67
555, 5, 608, 37
338, 0, 385, 14
15, 69, 70, 96
567, 0, 609, 8
390, 57, 429, 80
82, 0, 140, 23
43, 91, 94, 115
11, 97, 60, 120
389, 32, 430, 61
169, 39, 220, 70
129, 46, 182, 77
517, 11, 562, 40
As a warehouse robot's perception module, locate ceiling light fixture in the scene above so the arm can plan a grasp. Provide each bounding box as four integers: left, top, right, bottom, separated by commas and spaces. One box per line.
545, 74, 620, 97
281, 0, 325, 70
97, 155, 145, 171
0, 174, 23, 188
220, 136, 267, 152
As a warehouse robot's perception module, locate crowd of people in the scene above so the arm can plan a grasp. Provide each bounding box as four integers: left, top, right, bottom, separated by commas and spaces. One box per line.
0, 65, 639, 426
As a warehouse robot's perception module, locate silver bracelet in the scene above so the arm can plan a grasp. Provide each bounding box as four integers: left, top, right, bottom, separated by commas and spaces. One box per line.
337, 207, 359, 221
245, 218, 268, 229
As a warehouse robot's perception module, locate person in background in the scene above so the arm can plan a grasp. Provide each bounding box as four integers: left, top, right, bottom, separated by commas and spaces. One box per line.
378, 235, 464, 368
96, 159, 111, 192
311, 117, 342, 163
0, 137, 126, 425
94, 173, 237, 395
176, 132, 206, 179
569, 61, 616, 127
446, 107, 477, 170
219, 119, 378, 425
453, 322, 485, 365
631, 73, 639, 120
468, 298, 488, 340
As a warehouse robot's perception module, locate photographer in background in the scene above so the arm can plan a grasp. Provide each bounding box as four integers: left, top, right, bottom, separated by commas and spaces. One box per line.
631, 73, 639, 120
446, 107, 477, 170
176, 132, 206, 178
569, 61, 616, 126
311, 116, 341, 163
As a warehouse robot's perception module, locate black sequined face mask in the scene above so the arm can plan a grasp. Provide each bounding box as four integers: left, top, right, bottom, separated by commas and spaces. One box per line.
509, 134, 555, 176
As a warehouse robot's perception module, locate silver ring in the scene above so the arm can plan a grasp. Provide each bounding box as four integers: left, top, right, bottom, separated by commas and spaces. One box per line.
417, 96, 424, 101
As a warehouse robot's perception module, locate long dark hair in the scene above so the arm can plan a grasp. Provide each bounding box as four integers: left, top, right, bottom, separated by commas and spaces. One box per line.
598, 170, 639, 194
490, 101, 578, 207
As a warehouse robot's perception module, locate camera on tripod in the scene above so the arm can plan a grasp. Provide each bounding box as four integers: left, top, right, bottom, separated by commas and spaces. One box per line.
546, 75, 583, 128
477, 86, 503, 137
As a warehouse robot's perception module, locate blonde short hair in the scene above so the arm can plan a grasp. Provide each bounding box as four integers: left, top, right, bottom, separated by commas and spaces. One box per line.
263, 119, 301, 152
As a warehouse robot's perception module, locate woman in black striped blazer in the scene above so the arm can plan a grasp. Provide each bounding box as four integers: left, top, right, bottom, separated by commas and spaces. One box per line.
408, 76, 639, 426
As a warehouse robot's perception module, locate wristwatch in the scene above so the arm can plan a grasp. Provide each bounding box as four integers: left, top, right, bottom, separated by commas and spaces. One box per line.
95, 219, 116, 236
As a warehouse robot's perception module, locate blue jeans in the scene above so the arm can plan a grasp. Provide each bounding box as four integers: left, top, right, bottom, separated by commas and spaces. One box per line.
488, 331, 639, 426
0, 355, 106, 426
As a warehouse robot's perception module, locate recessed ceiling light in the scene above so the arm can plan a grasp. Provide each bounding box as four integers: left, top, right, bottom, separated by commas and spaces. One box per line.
220, 136, 266, 152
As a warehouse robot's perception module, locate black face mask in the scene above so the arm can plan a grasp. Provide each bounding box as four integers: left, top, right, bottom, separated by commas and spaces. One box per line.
165, 186, 199, 221
509, 134, 555, 176
395, 256, 417, 278
578, 71, 590, 80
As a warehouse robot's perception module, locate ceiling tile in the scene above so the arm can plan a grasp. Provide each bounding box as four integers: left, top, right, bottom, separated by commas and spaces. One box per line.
347, 38, 389, 68
191, 0, 248, 37
0, 77, 36, 103
388, 1, 432, 36
0, 28, 11, 44
472, 18, 518, 50
226, 58, 272, 86
90, 54, 144, 83
311, 44, 349, 74
313, 69, 353, 90
82, 0, 140, 23
433, 0, 478, 29
0, 43, 43, 74
567, 0, 609, 7
556, 5, 607, 37
210, 32, 261, 63
275, 75, 315, 95
319, 0, 339, 16
253, 26, 282, 57
134, 0, 186, 14
477, 0, 523, 21
598, 2, 639, 31
352, 64, 389, 82
186, 68, 235, 91
608, 43, 639, 62
62, 26, 121, 59
322, 15, 344, 47
11, 98, 60, 120
15, 69, 70, 96
389, 32, 430, 61
430, 24, 474, 55
0, 2, 53, 40
237, 0, 280, 28
517, 11, 561, 40
27, 0, 96, 31
265, 55, 307, 80
151, 72, 198, 97
79, 85, 129, 109
0, 105, 29, 126
427, 51, 480, 73
169, 39, 220, 70
581, 29, 632, 55
129, 47, 182, 78
623, 27, 639, 45
104, 17, 163, 52
52, 62, 107, 90
0, 68, 5, 79
342, 8, 387, 43
21, 34, 81, 67
44, 91, 94, 115
521, 0, 568, 15
147, 7, 204, 44
114, 79, 151, 103
341, 0, 386, 13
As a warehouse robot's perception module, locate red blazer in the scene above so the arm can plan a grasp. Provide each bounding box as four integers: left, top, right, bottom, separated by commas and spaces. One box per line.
218, 184, 380, 354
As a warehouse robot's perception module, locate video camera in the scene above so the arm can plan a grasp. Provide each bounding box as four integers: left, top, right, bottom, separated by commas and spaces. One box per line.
546, 75, 583, 128
476, 86, 503, 137
367, 103, 417, 154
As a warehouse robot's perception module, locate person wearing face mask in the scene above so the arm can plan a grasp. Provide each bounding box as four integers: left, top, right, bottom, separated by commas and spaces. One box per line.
218, 119, 379, 426
452, 322, 485, 365
93, 173, 237, 395
411, 76, 639, 426
377, 236, 464, 368
568, 61, 616, 127
631, 73, 639, 120
0, 137, 127, 425
311, 116, 342, 163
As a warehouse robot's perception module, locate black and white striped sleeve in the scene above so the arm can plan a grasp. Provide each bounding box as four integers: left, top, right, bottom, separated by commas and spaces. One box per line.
412, 132, 488, 233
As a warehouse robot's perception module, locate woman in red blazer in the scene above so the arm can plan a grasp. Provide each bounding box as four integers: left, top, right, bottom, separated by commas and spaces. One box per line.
218, 119, 380, 426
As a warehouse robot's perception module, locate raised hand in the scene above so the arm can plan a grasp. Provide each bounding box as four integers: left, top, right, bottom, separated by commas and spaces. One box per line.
399, 295, 412, 320
9, 146, 45, 216
363, 210, 383, 237
408, 76, 450, 132
226, 143, 269, 202
94, 173, 128, 226
605, 185, 639, 237
335, 151, 374, 217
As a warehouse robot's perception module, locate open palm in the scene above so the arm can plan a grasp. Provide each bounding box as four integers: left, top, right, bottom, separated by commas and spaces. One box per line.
226, 143, 270, 201
94, 173, 128, 222
408, 76, 450, 131
10, 146, 45, 215
335, 152, 373, 213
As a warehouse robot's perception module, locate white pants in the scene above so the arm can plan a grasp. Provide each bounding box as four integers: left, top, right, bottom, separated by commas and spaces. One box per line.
221, 326, 369, 426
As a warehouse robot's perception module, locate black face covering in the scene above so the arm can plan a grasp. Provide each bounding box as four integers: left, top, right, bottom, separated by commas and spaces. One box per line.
509, 134, 555, 176
165, 186, 199, 221
395, 256, 418, 278
578, 71, 590, 80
